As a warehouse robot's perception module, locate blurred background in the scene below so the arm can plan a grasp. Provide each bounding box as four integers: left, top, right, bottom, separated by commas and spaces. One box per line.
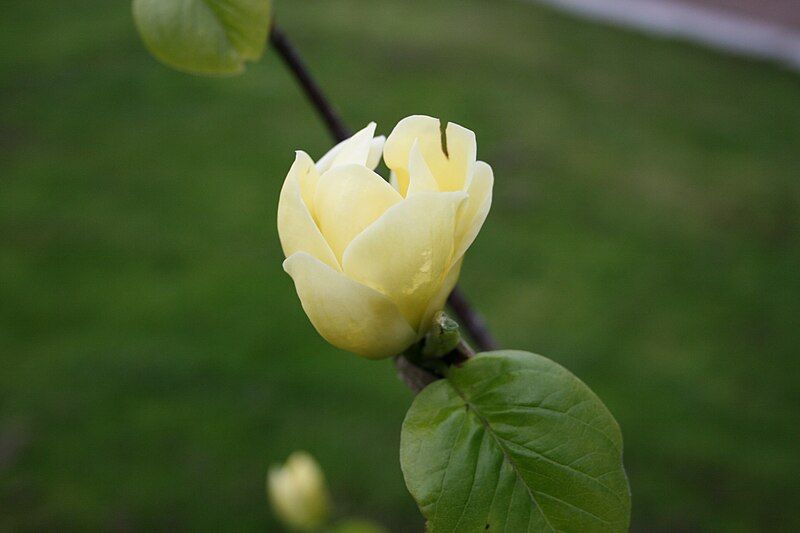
2, 0, 799, 530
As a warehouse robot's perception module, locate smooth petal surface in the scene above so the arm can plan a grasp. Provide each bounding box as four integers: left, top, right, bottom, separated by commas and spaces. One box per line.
366, 135, 386, 170
383, 115, 442, 196
342, 192, 467, 330
292, 150, 321, 216
277, 152, 338, 270
314, 164, 403, 262
406, 140, 440, 196
315, 123, 376, 173
384, 115, 477, 194
417, 258, 462, 336
454, 160, 494, 261
283, 252, 417, 359
436, 122, 477, 192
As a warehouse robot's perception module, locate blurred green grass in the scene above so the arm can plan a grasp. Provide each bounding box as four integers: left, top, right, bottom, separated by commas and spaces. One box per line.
1, 0, 799, 530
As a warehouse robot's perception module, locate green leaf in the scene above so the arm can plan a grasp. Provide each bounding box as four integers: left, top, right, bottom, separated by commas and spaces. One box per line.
400, 351, 631, 532
132, 0, 272, 75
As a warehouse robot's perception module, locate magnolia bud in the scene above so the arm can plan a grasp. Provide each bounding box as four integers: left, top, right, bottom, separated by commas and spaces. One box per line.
268, 452, 331, 531
278, 116, 493, 359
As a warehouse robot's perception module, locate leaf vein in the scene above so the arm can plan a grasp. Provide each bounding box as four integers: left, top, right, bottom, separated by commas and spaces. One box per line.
449, 384, 557, 532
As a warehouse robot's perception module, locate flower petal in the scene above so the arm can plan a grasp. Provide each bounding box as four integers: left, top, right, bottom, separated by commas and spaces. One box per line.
315, 123, 376, 173
367, 135, 385, 170
283, 252, 417, 359
383, 115, 441, 196
277, 152, 338, 270
342, 191, 467, 330
406, 140, 440, 195
389, 170, 401, 193
454, 160, 494, 261
439, 122, 477, 192
293, 150, 321, 213
417, 258, 463, 336
383, 115, 477, 194
314, 164, 403, 262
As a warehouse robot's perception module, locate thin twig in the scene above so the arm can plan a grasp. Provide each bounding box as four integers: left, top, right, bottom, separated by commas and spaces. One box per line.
394, 339, 475, 394
270, 26, 351, 143
269, 24, 499, 389
393, 356, 439, 394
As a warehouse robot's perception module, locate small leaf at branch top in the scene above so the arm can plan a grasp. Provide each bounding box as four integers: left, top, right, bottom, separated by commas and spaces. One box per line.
401, 351, 631, 532
132, 0, 272, 75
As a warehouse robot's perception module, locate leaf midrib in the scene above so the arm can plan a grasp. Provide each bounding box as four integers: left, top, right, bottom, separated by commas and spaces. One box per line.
448, 377, 617, 531
199, 0, 239, 60
448, 381, 558, 533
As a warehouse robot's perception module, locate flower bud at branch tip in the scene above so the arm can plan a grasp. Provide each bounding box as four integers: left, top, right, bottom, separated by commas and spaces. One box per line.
278, 116, 493, 359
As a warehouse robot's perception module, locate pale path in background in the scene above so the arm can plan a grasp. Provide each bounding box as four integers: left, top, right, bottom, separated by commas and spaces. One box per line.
530, 0, 800, 70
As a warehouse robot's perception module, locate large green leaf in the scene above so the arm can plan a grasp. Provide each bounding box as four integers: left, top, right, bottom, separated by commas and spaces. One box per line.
401, 351, 630, 532
132, 0, 272, 75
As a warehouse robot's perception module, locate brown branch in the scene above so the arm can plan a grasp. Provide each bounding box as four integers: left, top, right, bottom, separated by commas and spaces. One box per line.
269, 26, 351, 143
394, 340, 475, 394
393, 356, 439, 394
269, 24, 499, 390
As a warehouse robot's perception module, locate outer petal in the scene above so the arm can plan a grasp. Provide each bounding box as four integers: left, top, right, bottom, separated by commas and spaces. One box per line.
314, 164, 403, 262
417, 258, 463, 336
283, 252, 417, 359
454, 160, 494, 261
294, 151, 320, 213
315, 123, 376, 173
342, 191, 467, 330
277, 151, 338, 270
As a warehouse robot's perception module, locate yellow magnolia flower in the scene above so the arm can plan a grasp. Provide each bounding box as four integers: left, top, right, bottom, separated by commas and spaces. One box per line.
278, 116, 493, 359
267, 452, 331, 531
